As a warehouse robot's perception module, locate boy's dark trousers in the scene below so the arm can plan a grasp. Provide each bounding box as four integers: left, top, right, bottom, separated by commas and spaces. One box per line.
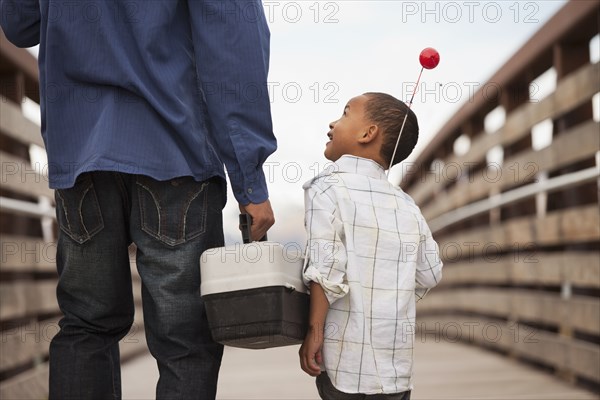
316, 372, 411, 400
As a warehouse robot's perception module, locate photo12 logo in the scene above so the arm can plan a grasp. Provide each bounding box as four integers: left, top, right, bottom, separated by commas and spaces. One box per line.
199, 81, 340, 105
263, 1, 341, 24
401, 2, 540, 24
201, 1, 342, 24
401, 81, 543, 105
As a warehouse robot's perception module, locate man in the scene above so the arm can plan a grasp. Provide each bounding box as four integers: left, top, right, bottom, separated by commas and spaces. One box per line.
1, 1, 276, 398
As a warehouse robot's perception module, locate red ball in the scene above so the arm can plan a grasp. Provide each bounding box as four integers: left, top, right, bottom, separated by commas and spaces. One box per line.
419, 47, 440, 69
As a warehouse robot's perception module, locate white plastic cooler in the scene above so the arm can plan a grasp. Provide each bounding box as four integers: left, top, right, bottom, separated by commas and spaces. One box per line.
199, 216, 309, 349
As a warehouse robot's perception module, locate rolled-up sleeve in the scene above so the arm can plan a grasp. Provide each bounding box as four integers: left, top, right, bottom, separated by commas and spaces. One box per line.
0, 0, 40, 48
415, 215, 443, 301
187, 0, 276, 205
303, 182, 349, 305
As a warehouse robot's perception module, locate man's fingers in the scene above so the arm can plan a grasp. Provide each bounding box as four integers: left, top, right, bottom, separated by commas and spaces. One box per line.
251, 219, 270, 241
240, 200, 275, 241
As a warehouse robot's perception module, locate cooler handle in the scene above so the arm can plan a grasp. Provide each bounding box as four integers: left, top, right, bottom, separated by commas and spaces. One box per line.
239, 213, 268, 244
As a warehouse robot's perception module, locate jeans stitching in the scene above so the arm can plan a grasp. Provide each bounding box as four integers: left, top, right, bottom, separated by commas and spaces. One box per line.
56, 190, 72, 233
80, 179, 104, 241
137, 181, 163, 243
136, 177, 209, 246
183, 181, 209, 242
56, 175, 104, 244
79, 185, 92, 238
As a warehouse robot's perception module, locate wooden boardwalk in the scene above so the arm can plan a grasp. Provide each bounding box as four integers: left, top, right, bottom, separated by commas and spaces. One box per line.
121, 339, 598, 400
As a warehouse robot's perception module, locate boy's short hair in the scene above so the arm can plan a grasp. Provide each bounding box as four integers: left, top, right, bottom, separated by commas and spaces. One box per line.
363, 92, 419, 168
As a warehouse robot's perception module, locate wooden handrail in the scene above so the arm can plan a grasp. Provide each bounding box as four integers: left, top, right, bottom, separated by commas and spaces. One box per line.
429, 166, 599, 232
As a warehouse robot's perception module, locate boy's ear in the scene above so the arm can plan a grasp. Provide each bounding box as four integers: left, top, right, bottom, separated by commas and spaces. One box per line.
357, 125, 380, 144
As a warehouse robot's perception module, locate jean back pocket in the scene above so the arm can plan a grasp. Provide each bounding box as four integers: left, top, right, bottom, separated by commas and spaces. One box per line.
55, 173, 105, 244
136, 176, 209, 246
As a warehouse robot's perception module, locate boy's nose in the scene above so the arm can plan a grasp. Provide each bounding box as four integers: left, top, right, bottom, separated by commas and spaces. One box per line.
329, 120, 337, 129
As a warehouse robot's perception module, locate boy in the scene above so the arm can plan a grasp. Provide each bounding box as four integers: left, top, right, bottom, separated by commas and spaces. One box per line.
299, 93, 443, 399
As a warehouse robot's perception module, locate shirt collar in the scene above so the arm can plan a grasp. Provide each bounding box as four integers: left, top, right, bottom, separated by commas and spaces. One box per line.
334, 155, 387, 180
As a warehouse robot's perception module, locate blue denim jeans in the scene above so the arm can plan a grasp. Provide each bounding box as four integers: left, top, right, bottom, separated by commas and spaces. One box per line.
49, 172, 226, 400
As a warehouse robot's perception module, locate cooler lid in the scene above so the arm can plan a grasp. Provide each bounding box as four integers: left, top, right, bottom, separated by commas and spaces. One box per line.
200, 242, 307, 296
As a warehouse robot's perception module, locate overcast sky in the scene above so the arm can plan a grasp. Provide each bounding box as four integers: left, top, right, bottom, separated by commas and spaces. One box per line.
238, 0, 577, 245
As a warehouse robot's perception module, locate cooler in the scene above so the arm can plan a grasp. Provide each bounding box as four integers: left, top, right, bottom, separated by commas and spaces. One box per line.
199, 216, 309, 349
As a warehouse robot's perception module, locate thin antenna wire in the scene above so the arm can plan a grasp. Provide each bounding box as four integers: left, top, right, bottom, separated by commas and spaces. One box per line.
386, 67, 424, 178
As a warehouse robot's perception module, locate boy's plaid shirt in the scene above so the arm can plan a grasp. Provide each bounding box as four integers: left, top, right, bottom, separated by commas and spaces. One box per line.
303, 155, 443, 395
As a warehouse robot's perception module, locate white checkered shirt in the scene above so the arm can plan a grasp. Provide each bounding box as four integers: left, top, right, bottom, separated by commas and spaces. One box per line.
303, 155, 443, 395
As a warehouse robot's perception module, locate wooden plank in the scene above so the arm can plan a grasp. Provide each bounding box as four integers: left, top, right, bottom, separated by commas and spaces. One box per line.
439, 258, 512, 286
0, 317, 33, 372
0, 235, 56, 273
568, 339, 600, 383
0, 280, 60, 321
417, 315, 522, 355
0, 150, 54, 199
422, 120, 600, 219
0, 281, 28, 321
0, 280, 58, 321
0, 362, 49, 400
564, 253, 600, 288
0, 30, 40, 85
511, 291, 600, 336
410, 62, 600, 204
419, 289, 600, 336
1, 306, 146, 375
438, 252, 600, 288
0, 317, 58, 373
0, 100, 44, 148
537, 205, 600, 244
504, 65, 598, 145
412, 340, 598, 400
567, 296, 600, 336
438, 204, 600, 256
0, 275, 142, 322
0, 313, 147, 399
469, 62, 599, 171
512, 327, 600, 384
417, 315, 600, 384
29, 281, 59, 316
402, 0, 600, 192
0, 237, 140, 275
509, 252, 600, 288
419, 289, 511, 320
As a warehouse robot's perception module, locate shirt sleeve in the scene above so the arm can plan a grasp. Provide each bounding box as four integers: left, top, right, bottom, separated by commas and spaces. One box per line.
0, 0, 40, 48
415, 215, 443, 301
187, 0, 276, 205
303, 181, 349, 305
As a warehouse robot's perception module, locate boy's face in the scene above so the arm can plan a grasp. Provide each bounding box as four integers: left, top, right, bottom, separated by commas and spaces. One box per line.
325, 95, 371, 162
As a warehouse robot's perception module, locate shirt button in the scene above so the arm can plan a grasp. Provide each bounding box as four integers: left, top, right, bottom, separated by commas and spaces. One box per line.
247, 188, 253, 194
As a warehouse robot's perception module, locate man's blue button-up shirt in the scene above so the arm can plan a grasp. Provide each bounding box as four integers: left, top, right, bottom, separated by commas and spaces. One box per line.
1, 0, 277, 204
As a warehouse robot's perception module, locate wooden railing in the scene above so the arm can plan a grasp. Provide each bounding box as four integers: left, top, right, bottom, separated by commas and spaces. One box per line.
407, 0, 600, 390
0, 31, 147, 399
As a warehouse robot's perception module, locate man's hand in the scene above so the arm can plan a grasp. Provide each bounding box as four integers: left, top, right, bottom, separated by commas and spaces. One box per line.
299, 326, 324, 376
239, 200, 275, 241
